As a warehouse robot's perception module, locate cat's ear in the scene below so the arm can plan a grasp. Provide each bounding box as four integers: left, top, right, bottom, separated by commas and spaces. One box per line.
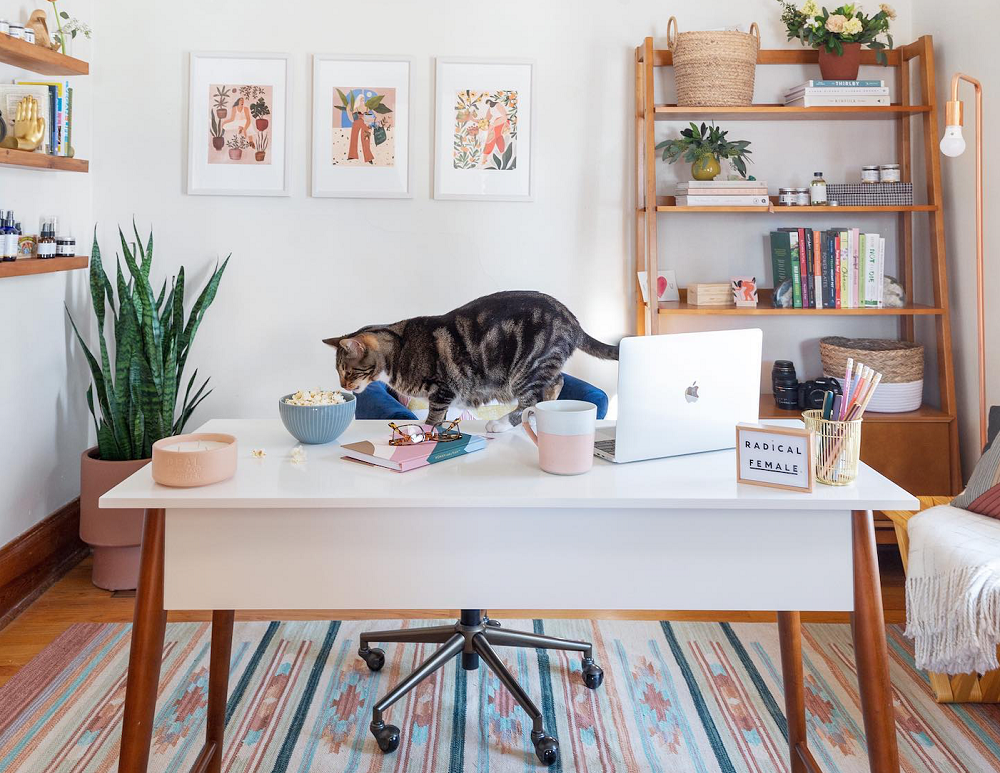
324, 336, 366, 360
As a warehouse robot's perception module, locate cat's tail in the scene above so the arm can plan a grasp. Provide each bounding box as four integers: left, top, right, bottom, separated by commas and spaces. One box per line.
578, 332, 619, 361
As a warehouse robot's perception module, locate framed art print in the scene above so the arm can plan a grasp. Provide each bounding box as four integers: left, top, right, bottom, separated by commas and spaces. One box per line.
187, 52, 291, 196
311, 55, 412, 198
434, 58, 533, 201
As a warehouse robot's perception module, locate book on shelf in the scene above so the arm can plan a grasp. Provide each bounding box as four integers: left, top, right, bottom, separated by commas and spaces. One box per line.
340, 426, 487, 472
785, 86, 889, 100
769, 227, 887, 309
10, 79, 74, 156
785, 94, 890, 107
792, 79, 886, 88
675, 186, 767, 196
675, 195, 769, 206
676, 180, 768, 188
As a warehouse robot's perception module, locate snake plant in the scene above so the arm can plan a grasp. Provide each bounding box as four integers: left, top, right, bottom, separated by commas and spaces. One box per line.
67, 226, 229, 461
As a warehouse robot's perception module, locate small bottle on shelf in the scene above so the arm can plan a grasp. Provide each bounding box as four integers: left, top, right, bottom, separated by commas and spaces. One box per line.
1, 212, 14, 262
810, 171, 827, 205
37, 216, 57, 259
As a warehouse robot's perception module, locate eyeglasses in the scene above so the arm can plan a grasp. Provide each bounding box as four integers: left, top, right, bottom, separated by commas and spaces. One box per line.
388, 419, 462, 446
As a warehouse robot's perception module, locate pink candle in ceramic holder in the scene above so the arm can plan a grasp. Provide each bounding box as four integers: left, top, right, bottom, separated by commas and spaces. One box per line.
522, 400, 597, 475
151, 433, 237, 487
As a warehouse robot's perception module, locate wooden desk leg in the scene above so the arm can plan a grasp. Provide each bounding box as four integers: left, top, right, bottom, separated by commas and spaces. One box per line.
778, 611, 810, 773
850, 509, 900, 773
206, 610, 235, 773
118, 508, 167, 773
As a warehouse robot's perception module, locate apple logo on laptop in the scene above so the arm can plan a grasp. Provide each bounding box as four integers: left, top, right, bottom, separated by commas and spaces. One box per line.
684, 381, 700, 403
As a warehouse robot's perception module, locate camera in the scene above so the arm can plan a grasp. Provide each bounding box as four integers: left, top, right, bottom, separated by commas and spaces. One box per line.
797, 377, 842, 410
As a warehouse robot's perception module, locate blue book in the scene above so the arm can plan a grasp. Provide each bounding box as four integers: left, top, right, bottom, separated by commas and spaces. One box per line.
803, 79, 885, 88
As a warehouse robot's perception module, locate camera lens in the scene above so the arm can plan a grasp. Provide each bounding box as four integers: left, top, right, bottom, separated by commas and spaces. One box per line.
773, 384, 800, 410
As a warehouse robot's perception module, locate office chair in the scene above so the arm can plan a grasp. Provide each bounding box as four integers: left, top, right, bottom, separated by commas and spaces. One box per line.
358, 609, 604, 766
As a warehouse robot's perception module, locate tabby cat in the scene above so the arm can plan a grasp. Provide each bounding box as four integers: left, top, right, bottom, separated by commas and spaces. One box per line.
323, 291, 618, 432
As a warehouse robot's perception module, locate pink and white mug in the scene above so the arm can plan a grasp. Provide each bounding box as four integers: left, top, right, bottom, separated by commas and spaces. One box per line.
522, 400, 597, 475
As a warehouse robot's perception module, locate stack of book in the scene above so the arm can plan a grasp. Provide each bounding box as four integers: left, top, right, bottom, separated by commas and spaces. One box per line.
0, 80, 76, 156
783, 80, 889, 107
674, 180, 769, 207
769, 228, 888, 309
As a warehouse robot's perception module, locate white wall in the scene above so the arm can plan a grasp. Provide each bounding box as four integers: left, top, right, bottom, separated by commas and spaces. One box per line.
910, 0, 995, 476
0, 1, 92, 546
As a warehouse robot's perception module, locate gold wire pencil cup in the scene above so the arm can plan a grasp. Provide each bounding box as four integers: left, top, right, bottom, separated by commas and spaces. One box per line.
802, 410, 863, 486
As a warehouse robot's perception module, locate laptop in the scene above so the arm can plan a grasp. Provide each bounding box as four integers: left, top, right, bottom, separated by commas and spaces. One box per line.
594, 329, 762, 463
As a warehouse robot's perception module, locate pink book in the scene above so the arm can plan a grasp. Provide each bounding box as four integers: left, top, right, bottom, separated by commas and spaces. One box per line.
340, 426, 487, 472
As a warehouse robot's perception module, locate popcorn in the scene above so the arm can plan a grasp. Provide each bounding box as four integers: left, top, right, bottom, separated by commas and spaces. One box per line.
284, 389, 347, 407
290, 445, 307, 465
251, 448, 267, 459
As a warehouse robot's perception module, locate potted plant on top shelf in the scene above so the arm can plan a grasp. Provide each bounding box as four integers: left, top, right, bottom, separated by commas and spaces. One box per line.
777, 0, 895, 81
67, 226, 229, 590
656, 122, 753, 181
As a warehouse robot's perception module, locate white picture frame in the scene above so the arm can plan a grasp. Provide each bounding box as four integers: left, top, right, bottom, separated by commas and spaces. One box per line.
187, 52, 292, 197
434, 57, 534, 201
735, 423, 814, 492
637, 269, 680, 304
311, 55, 412, 198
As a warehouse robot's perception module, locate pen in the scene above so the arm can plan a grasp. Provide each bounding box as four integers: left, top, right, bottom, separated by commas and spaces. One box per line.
841, 357, 854, 419
822, 390, 834, 420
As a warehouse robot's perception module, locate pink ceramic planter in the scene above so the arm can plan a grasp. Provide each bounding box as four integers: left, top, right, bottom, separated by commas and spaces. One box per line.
79, 448, 149, 591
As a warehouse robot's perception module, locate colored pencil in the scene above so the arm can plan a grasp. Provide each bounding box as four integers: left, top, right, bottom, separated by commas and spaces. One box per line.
841, 357, 854, 419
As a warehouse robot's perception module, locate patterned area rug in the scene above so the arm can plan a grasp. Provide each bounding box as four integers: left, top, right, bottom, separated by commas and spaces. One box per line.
2, 619, 1000, 772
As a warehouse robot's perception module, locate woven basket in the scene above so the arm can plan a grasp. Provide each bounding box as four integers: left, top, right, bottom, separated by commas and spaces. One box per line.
820, 337, 924, 384
667, 17, 760, 107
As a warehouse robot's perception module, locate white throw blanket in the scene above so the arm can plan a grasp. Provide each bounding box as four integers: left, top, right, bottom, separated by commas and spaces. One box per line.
905, 504, 1000, 674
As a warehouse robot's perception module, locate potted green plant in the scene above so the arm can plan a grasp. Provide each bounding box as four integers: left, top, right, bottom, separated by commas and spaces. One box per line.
210, 110, 225, 150
227, 131, 249, 161
213, 85, 230, 119
254, 131, 269, 162
250, 97, 270, 131
776, 1, 894, 80
67, 226, 228, 589
655, 122, 752, 181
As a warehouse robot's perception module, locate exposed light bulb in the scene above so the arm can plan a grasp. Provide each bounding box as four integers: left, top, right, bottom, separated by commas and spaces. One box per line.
940, 125, 966, 157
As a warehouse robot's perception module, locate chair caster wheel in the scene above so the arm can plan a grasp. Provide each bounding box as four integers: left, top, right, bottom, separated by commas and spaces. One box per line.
533, 735, 559, 766
582, 661, 604, 690
371, 722, 400, 753
359, 647, 385, 672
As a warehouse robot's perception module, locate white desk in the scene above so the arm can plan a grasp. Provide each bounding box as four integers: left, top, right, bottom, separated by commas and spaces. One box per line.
102, 419, 918, 773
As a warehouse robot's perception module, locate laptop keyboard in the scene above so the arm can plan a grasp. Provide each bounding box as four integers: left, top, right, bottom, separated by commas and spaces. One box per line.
594, 439, 616, 455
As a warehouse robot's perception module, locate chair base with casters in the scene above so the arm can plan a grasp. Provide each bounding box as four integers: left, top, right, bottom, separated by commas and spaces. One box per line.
358, 609, 604, 766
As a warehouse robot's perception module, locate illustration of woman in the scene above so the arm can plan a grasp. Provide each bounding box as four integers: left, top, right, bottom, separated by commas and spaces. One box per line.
347, 93, 375, 164
482, 97, 509, 162
221, 96, 251, 137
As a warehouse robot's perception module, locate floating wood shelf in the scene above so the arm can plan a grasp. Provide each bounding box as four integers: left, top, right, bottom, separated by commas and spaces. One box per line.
0, 34, 88, 75
0, 256, 88, 279
0, 148, 88, 172
653, 104, 932, 121
654, 288, 942, 316
758, 395, 951, 424
654, 196, 937, 214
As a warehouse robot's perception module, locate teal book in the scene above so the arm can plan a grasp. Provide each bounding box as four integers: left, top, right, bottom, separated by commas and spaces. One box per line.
769, 231, 796, 308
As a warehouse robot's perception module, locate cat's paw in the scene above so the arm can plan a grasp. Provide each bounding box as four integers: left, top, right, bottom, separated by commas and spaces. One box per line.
486, 417, 514, 433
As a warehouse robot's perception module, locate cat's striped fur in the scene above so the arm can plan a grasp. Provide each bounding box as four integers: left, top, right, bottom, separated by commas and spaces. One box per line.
323, 291, 618, 431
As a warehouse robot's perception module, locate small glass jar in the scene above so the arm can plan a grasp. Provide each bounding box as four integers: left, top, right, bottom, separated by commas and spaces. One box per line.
778, 188, 797, 206
880, 164, 901, 183
22, 27, 34, 44
794, 188, 810, 206
56, 237, 75, 257
861, 165, 880, 184
0, 20, 9, 36
8, 24, 23, 40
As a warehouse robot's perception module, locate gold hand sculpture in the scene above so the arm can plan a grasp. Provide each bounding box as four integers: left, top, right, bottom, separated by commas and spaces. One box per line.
1, 97, 47, 151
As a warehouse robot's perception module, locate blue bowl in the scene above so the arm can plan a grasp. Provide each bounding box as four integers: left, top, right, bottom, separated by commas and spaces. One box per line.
278, 392, 356, 444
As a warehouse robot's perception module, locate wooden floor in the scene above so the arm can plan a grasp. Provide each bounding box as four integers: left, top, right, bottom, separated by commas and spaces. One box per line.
0, 549, 907, 689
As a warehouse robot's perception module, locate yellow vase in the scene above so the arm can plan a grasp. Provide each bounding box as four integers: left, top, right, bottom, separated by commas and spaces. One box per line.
691, 155, 721, 181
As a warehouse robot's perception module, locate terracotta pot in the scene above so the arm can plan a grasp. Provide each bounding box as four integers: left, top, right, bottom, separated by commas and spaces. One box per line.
212, 136, 225, 150
255, 118, 269, 131
216, 107, 227, 119
228, 148, 243, 161
255, 150, 266, 162
818, 42, 862, 81
80, 447, 150, 590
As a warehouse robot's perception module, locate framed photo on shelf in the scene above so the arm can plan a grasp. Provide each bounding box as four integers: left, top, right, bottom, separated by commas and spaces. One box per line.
187, 52, 291, 196
434, 58, 534, 201
311, 55, 412, 198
